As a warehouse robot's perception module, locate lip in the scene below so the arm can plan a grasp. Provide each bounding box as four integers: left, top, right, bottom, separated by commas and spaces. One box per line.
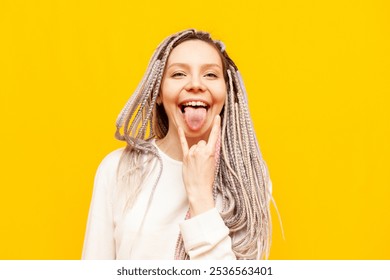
178, 98, 210, 113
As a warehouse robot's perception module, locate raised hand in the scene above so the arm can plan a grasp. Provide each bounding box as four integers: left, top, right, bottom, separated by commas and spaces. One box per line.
178, 115, 221, 217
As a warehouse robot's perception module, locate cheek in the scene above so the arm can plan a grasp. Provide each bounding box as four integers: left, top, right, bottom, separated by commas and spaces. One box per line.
161, 76, 184, 95
160, 82, 175, 104
214, 84, 227, 106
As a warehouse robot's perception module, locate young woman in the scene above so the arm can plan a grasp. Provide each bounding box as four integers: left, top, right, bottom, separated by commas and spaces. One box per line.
82, 29, 272, 260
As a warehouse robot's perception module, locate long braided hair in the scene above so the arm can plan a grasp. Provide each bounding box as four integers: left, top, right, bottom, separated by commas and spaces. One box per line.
115, 29, 272, 259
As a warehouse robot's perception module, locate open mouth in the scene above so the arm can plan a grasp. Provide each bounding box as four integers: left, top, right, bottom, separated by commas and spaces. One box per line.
179, 101, 209, 113
179, 101, 210, 131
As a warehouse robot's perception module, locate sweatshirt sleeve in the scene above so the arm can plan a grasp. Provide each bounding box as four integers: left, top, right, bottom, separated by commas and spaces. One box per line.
178, 175, 272, 260
179, 208, 236, 260
82, 149, 123, 260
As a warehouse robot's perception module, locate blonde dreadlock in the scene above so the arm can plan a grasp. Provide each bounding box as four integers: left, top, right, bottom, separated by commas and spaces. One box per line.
115, 29, 272, 259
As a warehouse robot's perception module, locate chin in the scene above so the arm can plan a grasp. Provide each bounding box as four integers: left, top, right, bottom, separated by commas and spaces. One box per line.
183, 123, 212, 140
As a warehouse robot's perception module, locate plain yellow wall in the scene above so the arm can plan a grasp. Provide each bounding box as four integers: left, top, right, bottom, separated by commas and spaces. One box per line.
1, 0, 389, 259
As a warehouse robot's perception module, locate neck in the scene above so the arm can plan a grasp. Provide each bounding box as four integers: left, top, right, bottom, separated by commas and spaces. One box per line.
156, 128, 209, 161
155, 129, 182, 161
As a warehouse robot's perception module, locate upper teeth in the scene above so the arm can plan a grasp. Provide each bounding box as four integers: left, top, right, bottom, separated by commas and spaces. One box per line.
182, 101, 207, 107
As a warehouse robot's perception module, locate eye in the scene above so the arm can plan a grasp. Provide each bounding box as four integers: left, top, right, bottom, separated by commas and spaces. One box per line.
204, 72, 218, 78
172, 72, 186, 78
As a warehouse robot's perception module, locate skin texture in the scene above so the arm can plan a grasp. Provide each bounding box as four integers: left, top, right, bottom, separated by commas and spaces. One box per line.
156, 40, 226, 217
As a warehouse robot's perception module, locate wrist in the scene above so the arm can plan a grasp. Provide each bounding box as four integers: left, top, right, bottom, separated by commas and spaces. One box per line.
188, 195, 215, 217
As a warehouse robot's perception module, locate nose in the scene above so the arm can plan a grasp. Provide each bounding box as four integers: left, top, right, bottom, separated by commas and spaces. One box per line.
184, 75, 206, 93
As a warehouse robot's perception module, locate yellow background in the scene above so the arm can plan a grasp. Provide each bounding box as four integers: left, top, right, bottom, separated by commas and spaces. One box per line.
1, 0, 389, 259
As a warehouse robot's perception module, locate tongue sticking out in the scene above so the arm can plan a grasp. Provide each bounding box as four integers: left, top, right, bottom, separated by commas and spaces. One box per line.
183, 107, 207, 131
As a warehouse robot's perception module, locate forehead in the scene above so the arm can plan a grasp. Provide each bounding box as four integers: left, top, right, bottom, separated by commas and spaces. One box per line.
167, 40, 222, 66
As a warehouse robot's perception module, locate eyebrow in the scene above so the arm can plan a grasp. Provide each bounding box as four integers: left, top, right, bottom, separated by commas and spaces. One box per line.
166, 63, 222, 70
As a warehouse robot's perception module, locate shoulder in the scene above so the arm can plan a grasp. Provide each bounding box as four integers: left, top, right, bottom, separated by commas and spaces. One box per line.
95, 148, 125, 182
99, 148, 125, 167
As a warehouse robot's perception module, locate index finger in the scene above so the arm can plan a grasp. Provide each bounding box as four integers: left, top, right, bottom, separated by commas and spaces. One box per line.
207, 115, 221, 151
178, 126, 189, 157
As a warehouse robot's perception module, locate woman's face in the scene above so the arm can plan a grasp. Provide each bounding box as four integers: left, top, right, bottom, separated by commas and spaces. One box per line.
160, 40, 226, 140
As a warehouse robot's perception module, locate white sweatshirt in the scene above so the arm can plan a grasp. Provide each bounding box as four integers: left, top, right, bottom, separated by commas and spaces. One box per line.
82, 142, 236, 260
